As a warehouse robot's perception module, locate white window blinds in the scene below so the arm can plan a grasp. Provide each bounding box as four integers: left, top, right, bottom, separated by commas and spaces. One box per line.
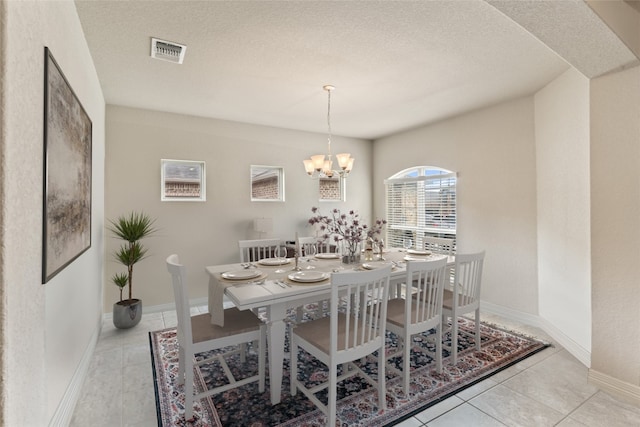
384, 170, 457, 249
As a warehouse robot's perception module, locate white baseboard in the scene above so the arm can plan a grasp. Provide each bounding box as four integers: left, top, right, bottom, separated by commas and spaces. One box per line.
588, 369, 640, 406
48, 317, 101, 427
103, 297, 209, 318
481, 300, 541, 326
536, 316, 591, 367
481, 300, 591, 367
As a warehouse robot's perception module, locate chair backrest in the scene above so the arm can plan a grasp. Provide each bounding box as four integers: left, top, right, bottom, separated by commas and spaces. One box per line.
424, 236, 455, 255
406, 257, 447, 327
296, 236, 319, 257
238, 238, 284, 262
166, 254, 193, 345
453, 251, 485, 309
329, 266, 391, 356
315, 235, 335, 254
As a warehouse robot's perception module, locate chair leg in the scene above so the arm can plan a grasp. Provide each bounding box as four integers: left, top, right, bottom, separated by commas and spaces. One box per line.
178, 345, 186, 385
240, 343, 247, 363
184, 356, 195, 421
378, 346, 386, 412
295, 306, 304, 322
435, 323, 443, 373
328, 364, 338, 426
475, 308, 481, 351
290, 334, 298, 396
258, 327, 266, 393
402, 335, 410, 395
451, 315, 458, 365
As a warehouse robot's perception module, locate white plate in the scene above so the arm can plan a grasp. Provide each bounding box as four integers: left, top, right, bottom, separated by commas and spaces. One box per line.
288, 271, 329, 283
407, 249, 431, 256
362, 261, 392, 270
221, 269, 261, 280
258, 258, 291, 266
404, 255, 431, 262
315, 253, 339, 259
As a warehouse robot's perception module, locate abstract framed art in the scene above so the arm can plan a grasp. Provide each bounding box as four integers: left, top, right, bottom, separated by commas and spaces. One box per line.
42, 47, 92, 283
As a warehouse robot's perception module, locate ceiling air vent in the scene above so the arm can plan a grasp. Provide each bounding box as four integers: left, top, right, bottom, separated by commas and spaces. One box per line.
151, 37, 186, 64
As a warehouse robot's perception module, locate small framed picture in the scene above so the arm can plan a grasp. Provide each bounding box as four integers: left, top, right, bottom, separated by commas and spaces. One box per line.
319, 176, 345, 202
161, 159, 206, 201
251, 165, 285, 202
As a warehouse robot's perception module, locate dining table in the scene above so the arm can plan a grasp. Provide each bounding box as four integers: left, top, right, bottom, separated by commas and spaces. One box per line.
206, 248, 454, 405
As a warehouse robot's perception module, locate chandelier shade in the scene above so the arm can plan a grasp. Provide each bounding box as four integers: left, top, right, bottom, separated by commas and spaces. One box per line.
303, 85, 354, 179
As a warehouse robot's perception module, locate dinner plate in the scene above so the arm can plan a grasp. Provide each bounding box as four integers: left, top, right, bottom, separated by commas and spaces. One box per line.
315, 253, 339, 259
258, 258, 291, 266
407, 249, 431, 256
288, 271, 329, 283
221, 269, 262, 280
362, 261, 392, 270
404, 255, 432, 262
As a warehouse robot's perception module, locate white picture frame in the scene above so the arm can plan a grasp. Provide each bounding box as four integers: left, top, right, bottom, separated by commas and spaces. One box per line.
251, 165, 285, 202
161, 159, 206, 201
319, 176, 345, 202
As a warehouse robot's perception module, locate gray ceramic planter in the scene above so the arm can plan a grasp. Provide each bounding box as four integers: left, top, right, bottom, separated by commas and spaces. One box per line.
113, 299, 142, 329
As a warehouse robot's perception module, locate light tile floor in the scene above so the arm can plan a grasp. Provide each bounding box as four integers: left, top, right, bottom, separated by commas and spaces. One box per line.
70, 309, 640, 427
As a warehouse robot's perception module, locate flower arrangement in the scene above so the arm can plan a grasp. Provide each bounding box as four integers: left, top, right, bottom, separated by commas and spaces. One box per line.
308, 207, 387, 261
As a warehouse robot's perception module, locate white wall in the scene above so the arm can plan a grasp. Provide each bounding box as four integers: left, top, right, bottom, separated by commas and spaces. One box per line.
534, 68, 591, 364
373, 97, 539, 315
0, 0, 105, 425
104, 106, 372, 311
590, 65, 640, 389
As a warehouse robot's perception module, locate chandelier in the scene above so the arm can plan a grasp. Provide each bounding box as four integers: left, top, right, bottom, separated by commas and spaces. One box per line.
303, 85, 354, 179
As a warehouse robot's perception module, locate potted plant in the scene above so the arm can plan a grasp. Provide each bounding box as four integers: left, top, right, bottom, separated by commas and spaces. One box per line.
109, 211, 157, 329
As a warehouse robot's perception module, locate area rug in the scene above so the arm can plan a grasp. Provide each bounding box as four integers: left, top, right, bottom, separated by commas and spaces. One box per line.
150, 316, 549, 426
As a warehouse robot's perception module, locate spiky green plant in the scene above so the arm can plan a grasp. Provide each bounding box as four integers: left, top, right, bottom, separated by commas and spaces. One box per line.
111, 272, 129, 302
108, 212, 157, 302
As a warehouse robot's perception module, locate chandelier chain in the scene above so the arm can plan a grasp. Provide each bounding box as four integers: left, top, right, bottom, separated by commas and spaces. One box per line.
302, 84, 353, 178
326, 87, 332, 156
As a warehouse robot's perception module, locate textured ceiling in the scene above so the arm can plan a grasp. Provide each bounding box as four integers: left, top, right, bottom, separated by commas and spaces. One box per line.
74, 0, 635, 140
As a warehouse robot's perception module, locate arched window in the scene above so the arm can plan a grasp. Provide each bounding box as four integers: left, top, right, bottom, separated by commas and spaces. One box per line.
384, 166, 457, 249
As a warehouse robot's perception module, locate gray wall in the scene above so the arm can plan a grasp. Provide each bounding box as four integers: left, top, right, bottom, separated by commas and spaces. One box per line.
535, 67, 591, 363
104, 106, 372, 311
373, 96, 539, 315
590, 65, 640, 391
0, 0, 105, 424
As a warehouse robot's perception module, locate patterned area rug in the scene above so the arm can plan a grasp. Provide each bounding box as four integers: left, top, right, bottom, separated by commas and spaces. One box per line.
150, 314, 549, 426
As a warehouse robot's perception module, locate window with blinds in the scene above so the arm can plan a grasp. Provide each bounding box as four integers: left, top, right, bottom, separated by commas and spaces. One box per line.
385, 167, 457, 250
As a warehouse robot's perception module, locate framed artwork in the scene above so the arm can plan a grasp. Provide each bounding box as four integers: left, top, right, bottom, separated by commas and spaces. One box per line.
251, 165, 285, 202
42, 47, 92, 283
319, 176, 345, 202
161, 159, 206, 201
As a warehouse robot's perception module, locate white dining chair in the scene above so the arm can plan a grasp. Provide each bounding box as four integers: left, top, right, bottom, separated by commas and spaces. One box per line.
386, 257, 447, 394
441, 251, 485, 365
423, 236, 455, 255
290, 266, 392, 425
166, 254, 266, 421
238, 238, 284, 263
296, 235, 319, 257
294, 236, 323, 321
